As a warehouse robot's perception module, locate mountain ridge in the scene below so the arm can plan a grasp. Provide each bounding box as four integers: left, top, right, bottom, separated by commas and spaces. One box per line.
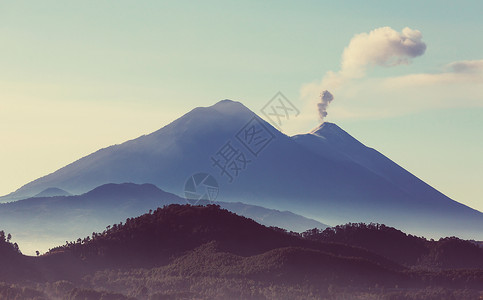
0, 182, 327, 254
1, 99, 481, 239
0, 205, 481, 299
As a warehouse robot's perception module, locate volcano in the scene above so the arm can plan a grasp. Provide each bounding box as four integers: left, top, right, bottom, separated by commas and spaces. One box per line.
1, 100, 481, 239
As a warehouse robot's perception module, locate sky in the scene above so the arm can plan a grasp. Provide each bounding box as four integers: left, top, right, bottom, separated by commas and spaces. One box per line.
0, 1, 482, 211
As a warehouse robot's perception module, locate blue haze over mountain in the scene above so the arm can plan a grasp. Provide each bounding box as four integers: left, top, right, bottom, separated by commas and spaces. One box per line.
1, 100, 481, 239
0, 183, 326, 254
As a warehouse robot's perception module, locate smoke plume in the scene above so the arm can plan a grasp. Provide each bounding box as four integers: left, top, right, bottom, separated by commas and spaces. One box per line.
318, 90, 334, 123
301, 26, 427, 123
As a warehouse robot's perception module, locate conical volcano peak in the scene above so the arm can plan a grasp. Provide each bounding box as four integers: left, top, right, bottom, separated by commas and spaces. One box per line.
214, 99, 244, 106
183, 99, 252, 121
2, 98, 482, 241
152, 99, 256, 139
210, 99, 252, 115
310, 122, 346, 136
309, 122, 363, 148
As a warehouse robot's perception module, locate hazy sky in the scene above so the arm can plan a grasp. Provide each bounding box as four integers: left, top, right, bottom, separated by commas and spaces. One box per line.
1, 1, 482, 211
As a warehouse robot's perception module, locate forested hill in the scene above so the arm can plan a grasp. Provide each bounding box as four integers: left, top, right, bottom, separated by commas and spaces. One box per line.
0, 205, 482, 299
46, 204, 399, 271
0, 231, 37, 282
303, 222, 483, 269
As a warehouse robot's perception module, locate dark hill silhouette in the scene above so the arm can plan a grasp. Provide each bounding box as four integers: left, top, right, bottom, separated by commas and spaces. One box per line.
0, 231, 21, 262
0, 183, 327, 255
0, 205, 482, 299
0, 231, 38, 282
162, 241, 406, 286
423, 237, 483, 269
303, 223, 483, 269
303, 223, 428, 266
46, 204, 399, 273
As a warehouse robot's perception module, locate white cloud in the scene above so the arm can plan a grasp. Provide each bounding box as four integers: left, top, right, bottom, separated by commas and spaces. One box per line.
340, 26, 426, 79
300, 26, 482, 121
302, 27, 428, 117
